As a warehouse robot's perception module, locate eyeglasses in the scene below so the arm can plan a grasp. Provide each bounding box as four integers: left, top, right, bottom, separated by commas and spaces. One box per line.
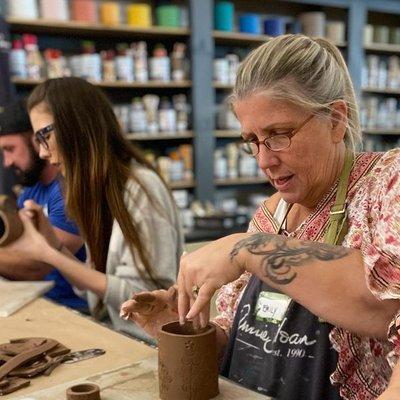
239, 114, 315, 156
34, 124, 55, 150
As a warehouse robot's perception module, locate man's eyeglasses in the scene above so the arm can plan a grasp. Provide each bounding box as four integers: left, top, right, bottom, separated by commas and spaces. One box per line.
34, 124, 55, 150
240, 114, 315, 156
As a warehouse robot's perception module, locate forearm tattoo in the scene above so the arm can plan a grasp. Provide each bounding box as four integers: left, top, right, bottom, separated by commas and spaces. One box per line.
230, 233, 350, 285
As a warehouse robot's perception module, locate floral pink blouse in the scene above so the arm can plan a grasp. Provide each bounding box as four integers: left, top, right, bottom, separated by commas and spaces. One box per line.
212, 149, 400, 400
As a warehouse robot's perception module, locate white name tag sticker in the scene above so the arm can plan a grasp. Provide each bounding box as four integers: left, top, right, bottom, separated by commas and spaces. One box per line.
255, 291, 291, 324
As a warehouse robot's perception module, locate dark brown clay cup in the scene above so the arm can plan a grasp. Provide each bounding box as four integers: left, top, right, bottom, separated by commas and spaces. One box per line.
0, 195, 23, 247
158, 321, 219, 400
66, 383, 101, 400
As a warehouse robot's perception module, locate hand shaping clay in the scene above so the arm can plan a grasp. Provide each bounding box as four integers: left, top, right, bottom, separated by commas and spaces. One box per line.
158, 321, 219, 400
0, 195, 23, 246
66, 383, 101, 400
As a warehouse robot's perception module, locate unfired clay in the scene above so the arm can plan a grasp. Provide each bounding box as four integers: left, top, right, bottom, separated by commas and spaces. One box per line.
0, 195, 23, 246
158, 321, 219, 400
66, 383, 101, 400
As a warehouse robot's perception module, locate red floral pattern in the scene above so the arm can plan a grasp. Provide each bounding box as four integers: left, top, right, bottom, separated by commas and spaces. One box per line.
212, 149, 400, 399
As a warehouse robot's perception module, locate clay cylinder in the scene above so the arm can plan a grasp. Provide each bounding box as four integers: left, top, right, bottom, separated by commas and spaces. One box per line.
66, 383, 101, 400
0, 196, 23, 247
158, 321, 219, 400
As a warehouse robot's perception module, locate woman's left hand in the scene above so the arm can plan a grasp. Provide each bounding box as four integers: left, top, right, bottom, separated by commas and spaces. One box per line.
177, 233, 248, 328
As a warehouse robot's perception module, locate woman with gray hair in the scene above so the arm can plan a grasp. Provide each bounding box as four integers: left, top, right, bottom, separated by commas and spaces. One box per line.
122, 34, 400, 399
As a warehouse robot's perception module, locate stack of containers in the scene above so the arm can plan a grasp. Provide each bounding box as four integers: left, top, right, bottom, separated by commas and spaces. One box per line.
6, 1, 188, 28
213, 1, 346, 43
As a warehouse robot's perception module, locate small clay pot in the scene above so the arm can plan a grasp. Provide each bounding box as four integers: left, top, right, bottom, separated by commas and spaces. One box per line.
158, 321, 219, 400
66, 383, 101, 400
0, 196, 23, 247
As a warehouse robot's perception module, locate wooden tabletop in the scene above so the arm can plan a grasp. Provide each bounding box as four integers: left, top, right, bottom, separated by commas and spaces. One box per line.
0, 298, 155, 398
2, 298, 268, 400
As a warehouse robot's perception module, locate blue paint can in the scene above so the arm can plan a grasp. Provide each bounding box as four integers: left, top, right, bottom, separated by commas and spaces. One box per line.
214, 1, 234, 31
239, 13, 261, 35
264, 18, 286, 36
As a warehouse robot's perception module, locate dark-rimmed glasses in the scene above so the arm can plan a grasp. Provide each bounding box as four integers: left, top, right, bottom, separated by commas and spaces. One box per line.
240, 114, 315, 156
34, 124, 55, 150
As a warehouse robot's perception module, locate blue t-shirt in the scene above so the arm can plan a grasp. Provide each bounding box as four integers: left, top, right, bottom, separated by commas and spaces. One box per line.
17, 179, 88, 311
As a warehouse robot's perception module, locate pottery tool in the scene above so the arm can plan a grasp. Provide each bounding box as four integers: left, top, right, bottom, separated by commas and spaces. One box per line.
43, 349, 106, 376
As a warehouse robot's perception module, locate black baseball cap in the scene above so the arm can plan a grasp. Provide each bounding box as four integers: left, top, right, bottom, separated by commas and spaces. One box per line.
0, 99, 32, 136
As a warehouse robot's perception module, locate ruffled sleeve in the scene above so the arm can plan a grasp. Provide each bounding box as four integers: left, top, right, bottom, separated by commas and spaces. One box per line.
212, 272, 251, 336
330, 149, 400, 397
356, 150, 400, 362
360, 150, 400, 301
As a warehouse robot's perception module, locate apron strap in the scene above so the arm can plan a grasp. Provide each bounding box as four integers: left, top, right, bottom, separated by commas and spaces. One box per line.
324, 149, 354, 246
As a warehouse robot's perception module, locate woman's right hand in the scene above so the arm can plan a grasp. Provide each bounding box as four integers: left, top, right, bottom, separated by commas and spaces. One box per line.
22, 200, 61, 250
120, 285, 179, 339
2, 207, 51, 262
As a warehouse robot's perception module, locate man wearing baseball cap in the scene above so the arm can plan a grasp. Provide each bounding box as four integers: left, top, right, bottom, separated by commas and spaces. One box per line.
0, 99, 87, 311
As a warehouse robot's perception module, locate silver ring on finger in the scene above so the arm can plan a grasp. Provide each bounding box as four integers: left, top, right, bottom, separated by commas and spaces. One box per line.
191, 284, 200, 299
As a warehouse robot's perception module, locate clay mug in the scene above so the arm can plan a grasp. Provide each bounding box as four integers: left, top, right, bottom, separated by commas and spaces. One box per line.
158, 321, 219, 400
0, 195, 24, 246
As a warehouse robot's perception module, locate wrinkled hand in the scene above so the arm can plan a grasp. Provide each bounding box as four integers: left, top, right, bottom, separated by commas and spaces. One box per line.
177, 233, 247, 328
120, 286, 179, 339
22, 200, 60, 250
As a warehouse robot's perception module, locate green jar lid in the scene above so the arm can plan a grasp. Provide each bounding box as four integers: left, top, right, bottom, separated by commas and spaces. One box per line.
156, 5, 181, 28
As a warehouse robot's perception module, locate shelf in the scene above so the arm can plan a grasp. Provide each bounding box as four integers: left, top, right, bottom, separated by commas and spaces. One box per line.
362, 87, 400, 95
215, 177, 268, 186
7, 17, 190, 39
213, 30, 271, 45
214, 130, 241, 138
213, 30, 346, 48
125, 131, 194, 140
12, 78, 192, 89
364, 43, 400, 54
168, 180, 195, 190
363, 128, 400, 135
213, 82, 234, 90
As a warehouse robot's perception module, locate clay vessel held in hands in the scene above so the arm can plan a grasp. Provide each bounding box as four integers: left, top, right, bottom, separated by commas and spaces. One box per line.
0, 195, 23, 246
158, 321, 219, 400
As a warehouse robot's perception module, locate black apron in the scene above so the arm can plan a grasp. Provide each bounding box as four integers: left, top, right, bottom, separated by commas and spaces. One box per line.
221, 275, 341, 400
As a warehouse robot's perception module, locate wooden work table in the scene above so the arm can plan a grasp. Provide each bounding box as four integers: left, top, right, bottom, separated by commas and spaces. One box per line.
1, 298, 267, 400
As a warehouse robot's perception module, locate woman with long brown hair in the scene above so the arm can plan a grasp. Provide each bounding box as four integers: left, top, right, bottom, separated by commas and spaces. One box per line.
11, 77, 183, 343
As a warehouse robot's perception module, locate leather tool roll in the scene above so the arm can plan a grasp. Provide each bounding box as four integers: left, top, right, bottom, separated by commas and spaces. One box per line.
0, 195, 24, 246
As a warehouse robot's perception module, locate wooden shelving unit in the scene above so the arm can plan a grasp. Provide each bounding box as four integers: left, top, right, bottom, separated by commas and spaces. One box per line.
362, 87, 400, 95
214, 130, 240, 138
363, 128, 400, 135
12, 77, 192, 89
6, 0, 400, 203
214, 177, 268, 186
168, 180, 195, 190
125, 131, 194, 140
213, 30, 271, 45
6, 17, 190, 39
364, 43, 400, 55
213, 30, 346, 48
